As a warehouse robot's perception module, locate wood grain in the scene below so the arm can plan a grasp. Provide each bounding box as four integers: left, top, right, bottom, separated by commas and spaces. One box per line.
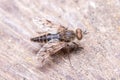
0, 0, 120, 80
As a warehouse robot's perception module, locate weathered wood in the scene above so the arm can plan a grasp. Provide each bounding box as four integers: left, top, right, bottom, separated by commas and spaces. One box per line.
0, 0, 120, 80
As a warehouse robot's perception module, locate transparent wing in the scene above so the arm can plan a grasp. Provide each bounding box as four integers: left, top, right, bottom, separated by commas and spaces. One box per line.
32, 18, 67, 34
36, 39, 66, 66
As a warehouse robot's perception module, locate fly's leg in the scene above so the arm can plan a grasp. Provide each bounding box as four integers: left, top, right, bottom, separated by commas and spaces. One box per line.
72, 42, 84, 51
63, 43, 73, 68
62, 42, 83, 68
72, 42, 79, 51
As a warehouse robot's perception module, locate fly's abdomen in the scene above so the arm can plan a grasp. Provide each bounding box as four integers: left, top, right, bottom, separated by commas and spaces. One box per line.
30, 34, 60, 43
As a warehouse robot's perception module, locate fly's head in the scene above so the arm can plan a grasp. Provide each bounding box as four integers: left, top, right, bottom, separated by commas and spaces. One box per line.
75, 28, 82, 40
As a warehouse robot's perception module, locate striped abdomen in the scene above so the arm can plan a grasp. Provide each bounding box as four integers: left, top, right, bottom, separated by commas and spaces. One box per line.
30, 33, 60, 43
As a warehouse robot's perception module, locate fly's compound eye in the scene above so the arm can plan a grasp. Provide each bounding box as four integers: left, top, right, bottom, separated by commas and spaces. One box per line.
76, 28, 82, 40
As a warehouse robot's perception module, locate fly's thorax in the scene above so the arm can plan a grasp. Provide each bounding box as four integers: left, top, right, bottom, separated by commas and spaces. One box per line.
59, 30, 76, 42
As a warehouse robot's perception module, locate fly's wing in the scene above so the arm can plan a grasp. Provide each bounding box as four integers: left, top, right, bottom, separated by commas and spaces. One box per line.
32, 18, 67, 34
36, 40, 66, 66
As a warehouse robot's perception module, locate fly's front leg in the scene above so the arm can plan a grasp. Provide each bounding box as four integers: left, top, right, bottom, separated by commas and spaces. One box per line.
71, 42, 79, 51
72, 42, 84, 51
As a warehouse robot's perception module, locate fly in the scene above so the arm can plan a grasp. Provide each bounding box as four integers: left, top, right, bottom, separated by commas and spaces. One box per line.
30, 19, 83, 67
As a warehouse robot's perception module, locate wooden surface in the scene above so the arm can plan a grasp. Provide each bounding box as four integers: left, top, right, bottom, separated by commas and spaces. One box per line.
0, 0, 120, 80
